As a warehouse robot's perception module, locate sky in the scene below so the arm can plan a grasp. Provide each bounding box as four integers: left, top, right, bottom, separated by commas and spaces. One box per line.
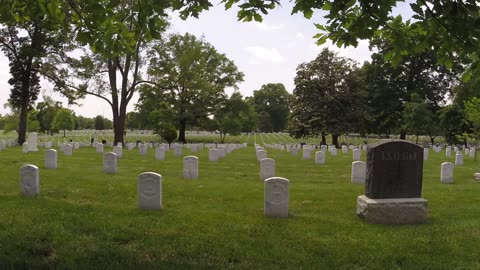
0, 2, 379, 119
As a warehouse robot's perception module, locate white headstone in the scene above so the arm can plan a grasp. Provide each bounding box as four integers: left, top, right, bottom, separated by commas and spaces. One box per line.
470, 148, 475, 158
20, 164, 40, 197
286, 145, 292, 152
291, 147, 298, 156
331, 147, 337, 156
441, 162, 454, 184
96, 143, 104, 153
22, 142, 29, 153
174, 145, 182, 157
315, 151, 325, 164
264, 177, 289, 218
139, 144, 147, 155
191, 144, 198, 152
351, 161, 366, 184
455, 153, 463, 166
342, 145, 348, 154
423, 148, 429, 161
209, 149, 218, 161
303, 148, 311, 159
218, 146, 226, 158
113, 145, 123, 158
353, 149, 361, 161
138, 172, 162, 210
63, 144, 73, 156
260, 158, 275, 181
183, 156, 198, 179
45, 149, 57, 169
155, 147, 165, 160
446, 149, 451, 157
104, 152, 117, 174
257, 150, 267, 161
27, 132, 38, 151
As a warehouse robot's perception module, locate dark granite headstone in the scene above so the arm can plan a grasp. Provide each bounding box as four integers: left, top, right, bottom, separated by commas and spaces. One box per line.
366, 140, 423, 199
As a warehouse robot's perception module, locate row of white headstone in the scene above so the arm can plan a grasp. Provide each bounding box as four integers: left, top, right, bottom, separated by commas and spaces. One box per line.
19, 163, 289, 217
350, 161, 460, 184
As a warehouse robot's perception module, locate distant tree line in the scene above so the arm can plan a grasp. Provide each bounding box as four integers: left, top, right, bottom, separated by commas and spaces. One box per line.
0, 95, 113, 137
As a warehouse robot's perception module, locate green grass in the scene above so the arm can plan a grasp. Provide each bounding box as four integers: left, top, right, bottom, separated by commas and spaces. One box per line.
1, 141, 480, 269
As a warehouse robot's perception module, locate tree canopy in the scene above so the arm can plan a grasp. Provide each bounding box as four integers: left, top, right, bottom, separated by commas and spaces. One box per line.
289, 48, 366, 146
250, 83, 290, 133
137, 33, 244, 143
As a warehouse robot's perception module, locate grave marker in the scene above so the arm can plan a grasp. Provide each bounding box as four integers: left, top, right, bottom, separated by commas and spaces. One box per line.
264, 177, 289, 218
138, 172, 162, 209
183, 156, 198, 179
356, 140, 427, 224
20, 164, 40, 197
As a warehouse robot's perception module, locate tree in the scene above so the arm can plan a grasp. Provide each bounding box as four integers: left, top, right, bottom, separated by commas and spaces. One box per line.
464, 97, 480, 140
76, 116, 94, 130
0, 0, 72, 145
439, 105, 471, 145
52, 108, 74, 137
36, 96, 63, 134
289, 48, 367, 147
251, 83, 290, 132
149, 101, 178, 144
94, 115, 105, 131
214, 91, 257, 142
402, 99, 433, 144
363, 41, 461, 138
42, 0, 170, 146
126, 112, 142, 130
138, 33, 244, 143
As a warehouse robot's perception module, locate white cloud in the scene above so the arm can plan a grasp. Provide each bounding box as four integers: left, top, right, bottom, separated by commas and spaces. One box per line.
251, 21, 283, 31
245, 46, 284, 63
296, 32, 305, 39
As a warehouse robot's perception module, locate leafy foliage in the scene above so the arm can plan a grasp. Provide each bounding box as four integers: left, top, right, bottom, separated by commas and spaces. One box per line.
363, 42, 461, 138
52, 108, 74, 137
138, 33, 244, 143
250, 83, 290, 132
289, 48, 367, 146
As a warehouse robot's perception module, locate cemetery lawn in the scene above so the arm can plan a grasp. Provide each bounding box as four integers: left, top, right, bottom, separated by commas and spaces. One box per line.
1, 144, 480, 269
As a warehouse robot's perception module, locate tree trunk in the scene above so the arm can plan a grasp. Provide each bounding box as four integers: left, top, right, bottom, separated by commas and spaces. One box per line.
17, 99, 28, 145
430, 136, 435, 145
400, 131, 406, 140
178, 120, 187, 143
415, 134, 419, 144
332, 134, 339, 148
63, 129, 66, 137
113, 111, 126, 145
220, 132, 225, 143
321, 132, 326, 145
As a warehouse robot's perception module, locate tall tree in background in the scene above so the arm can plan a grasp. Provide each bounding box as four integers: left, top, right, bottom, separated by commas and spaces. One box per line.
289, 48, 367, 147
363, 41, 461, 138
138, 33, 244, 143
52, 108, 74, 137
36, 96, 63, 134
0, 0, 70, 144
214, 91, 257, 143
43, 0, 170, 145
251, 83, 290, 132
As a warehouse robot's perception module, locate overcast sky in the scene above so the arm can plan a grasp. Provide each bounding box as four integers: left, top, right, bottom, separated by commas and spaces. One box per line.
0, 2, 390, 119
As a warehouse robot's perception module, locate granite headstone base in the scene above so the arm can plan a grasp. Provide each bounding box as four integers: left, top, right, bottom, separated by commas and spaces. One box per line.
356, 195, 427, 224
